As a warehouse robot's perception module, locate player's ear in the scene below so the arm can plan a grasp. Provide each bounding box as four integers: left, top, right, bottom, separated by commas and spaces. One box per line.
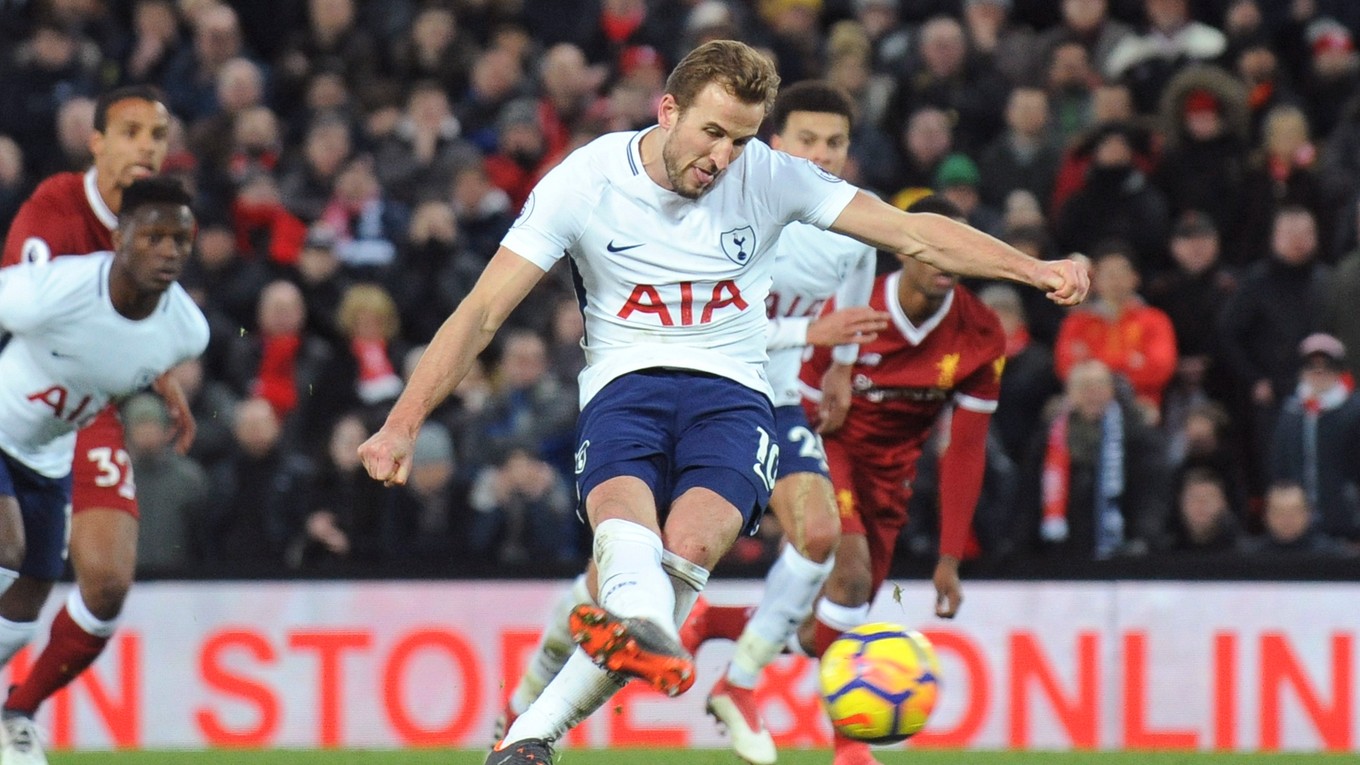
89, 128, 103, 157
110, 226, 122, 252
657, 94, 678, 130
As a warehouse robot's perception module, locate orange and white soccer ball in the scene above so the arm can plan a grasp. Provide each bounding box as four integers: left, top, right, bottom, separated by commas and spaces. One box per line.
819, 623, 941, 743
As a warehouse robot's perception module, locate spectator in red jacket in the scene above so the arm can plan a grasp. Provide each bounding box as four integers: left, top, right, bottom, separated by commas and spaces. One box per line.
1055, 240, 1178, 416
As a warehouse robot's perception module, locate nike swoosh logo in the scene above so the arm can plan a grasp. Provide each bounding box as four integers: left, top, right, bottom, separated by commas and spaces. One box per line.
607, 240, 643, 253
50, 350, 76, 359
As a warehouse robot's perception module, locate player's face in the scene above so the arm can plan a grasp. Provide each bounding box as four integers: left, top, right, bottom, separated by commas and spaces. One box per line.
91, 98, 171, 192
770, 111, 851, 177
118, 204, 195, 293
897, 249, 958, 299
658, 83, 764, 199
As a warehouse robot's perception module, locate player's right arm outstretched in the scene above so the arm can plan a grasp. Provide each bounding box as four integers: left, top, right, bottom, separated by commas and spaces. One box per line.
358, 248, 546, 485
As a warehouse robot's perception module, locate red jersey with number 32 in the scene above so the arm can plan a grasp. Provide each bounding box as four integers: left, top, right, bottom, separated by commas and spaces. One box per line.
800, 274, 1005, 459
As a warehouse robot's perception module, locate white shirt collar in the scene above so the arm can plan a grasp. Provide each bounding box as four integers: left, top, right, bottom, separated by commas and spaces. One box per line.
884, 270, 954, 346
84, 168, 118, 230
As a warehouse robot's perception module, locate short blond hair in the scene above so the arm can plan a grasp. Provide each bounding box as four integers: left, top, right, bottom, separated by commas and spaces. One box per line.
337, 283, 400, 341
666, 40, 781, 113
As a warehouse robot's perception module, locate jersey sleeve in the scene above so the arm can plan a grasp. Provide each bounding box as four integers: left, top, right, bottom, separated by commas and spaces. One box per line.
766, 316, 810, 350
0, 262, 60, 331
1, 195, 58, 267
758, 145, 859, 230
829, 244, 877, 366
499, 150, 594, 271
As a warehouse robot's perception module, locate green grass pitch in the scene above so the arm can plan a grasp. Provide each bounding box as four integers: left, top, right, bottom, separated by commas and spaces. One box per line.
49, 750, 1354, 764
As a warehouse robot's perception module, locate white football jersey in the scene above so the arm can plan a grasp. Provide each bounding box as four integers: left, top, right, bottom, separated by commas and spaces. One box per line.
0, 253, 210, 477
764, 222, 875, 407
502, 128, 859, 406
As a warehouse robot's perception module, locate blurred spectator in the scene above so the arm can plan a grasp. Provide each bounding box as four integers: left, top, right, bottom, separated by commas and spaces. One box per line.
1239, 481, 1354, 556
1055, 123, 1170, 263
979, 284, 1060, 464
472, 330, 578, 480
977, 86, 1061, 213
388, 5, 478, 99
467, 444, 578, 565
188, 57, 267, 181
1055, 242, 1178, 413
319, 155, 408, 273
1152, 67, 1251, 251
0, 135, 30, 233
1033, 0, 1133, 85
119, 0, 183, 86
227, 279, 333, 421
374, 81, 476, 206
548, 296, 587, 393
0, 22, 99, 176
934, 152, 1002, 237
1239, 105, 1333, 263
998, 223, 1064, 345
1167, 399, 1250, 520
396, 200, 476, 343
1232, 37, 1303, 145
232, 170, 307, 266
165, 357, 240, 471
205, 398, 315, 563
184, 219, 273, 335
279, 113, 353, 222
273, 0, 381, 117
883, 15, 1008, 153
1146, 212, 1238, 407
1160, 466, 1243, 553
1321, 204, 1360, 380
391, 420, 463, 561
162, 4, 255, 122
125, 394, 210, 572
289, 413, 397, 568
1270, 333, 1360, 542
1299, 17, 1360, 139
1103, 0, 1227, 113
293, 224, 352, 342
54, 96, 96, 174
1219, 205, 1330, 474
963, 0, 1037, 91
450, 163, 514, 260
1044, 39, 1099, 145
1020, 360, 1171, 559
852, 0, 912, 77
890, 106, 953, 197
535, 44, 606, 161
484, 98, 550, 211
458, 47, 529, 153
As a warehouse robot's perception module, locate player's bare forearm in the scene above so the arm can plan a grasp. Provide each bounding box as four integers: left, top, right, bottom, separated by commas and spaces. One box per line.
384, 247, 545, 435
152, 370, 196, 454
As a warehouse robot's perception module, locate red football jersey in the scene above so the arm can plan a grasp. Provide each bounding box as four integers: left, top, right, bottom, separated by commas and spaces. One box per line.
2, 169, 116, 266
801, 273, 1006, 458
2, 168, 138, 515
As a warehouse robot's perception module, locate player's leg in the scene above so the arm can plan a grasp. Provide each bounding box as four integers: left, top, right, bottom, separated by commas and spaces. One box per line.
0, 455, 41, 668
6, 509, 134, 722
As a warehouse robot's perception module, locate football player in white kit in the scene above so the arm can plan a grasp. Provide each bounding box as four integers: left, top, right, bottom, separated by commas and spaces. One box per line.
356, 41, 1088, 765
0, 177, 207, 760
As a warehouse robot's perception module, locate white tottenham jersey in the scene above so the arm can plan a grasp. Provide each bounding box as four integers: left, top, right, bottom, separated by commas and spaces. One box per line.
764, 222, 875, 407
502, 128, 859, 406
0, 253, 210, 477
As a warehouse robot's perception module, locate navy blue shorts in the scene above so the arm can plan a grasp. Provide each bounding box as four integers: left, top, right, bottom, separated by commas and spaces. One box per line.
574, 370, 778, 535
0, 450, 72, 581
773, 404, 830, 479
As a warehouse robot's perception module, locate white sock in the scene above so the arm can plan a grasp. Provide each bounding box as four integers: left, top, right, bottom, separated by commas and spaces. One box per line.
593, 519, 676, 638
0, 617, 35, 668
816, 598, 871, 632
66, 588, 118, 638
504, 649, 626, 742
661, 550, 709, 627
727, 546, 834, 688
509, 574, 594, 714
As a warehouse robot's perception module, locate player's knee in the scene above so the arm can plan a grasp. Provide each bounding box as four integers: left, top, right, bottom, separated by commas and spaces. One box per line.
79, 570, 132, 619
0, 543, 24, 574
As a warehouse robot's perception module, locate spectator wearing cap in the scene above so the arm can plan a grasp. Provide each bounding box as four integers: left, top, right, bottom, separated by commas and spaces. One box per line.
934, 152, 1003, 237
1300, 17, 1360, 139
124, 393, 211, 572
483, 98, 549, 211
977, 87, 1061, 214
979, 284, 1061, 463
1270, 333, 1360, 542
1055, 240, 1179, 414
1146, 211, 1238, 406
1151, 67, 1251, 255
1055, 122, 1171, 263
1219, 205, 1331, 485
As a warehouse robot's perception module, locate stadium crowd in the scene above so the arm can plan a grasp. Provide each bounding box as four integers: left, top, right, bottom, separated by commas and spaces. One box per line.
3, 0, 1360, 577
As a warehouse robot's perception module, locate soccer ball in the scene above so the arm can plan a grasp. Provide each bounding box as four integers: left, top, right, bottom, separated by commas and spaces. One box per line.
818, 623, 941, 743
